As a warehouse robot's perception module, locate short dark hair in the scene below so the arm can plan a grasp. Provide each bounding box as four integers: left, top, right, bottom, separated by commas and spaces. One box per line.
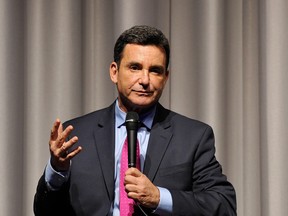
113, 25, 170, 70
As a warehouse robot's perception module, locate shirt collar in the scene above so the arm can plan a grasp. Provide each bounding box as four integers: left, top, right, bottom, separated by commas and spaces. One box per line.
115, 99, 156, 130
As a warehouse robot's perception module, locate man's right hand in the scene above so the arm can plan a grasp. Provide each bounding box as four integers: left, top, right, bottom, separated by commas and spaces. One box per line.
49, 119, 82, 171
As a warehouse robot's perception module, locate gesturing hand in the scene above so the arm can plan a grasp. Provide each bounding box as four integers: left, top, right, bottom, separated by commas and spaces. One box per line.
124, 168, 160, 209
49, 119, 82, 171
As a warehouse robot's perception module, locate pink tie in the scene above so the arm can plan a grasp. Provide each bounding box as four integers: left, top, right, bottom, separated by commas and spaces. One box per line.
120, 138, 140, 216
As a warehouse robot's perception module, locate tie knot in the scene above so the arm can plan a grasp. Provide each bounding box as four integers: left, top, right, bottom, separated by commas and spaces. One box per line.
139, 122, 150, 131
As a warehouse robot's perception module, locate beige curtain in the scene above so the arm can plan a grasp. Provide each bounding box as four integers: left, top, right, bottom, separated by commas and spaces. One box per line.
1, 0, 287, 215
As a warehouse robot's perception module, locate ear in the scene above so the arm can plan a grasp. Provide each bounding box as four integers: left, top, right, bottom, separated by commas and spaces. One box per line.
163, 69, 169, 84
110, 62, 118, 84
165, 69, 169, 78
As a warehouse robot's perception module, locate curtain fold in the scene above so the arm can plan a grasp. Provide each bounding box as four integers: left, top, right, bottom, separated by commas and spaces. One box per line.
0, 1, 25, 215
242, 1, 261, 215
0, 0, 287, 215
259, 0, 288, 215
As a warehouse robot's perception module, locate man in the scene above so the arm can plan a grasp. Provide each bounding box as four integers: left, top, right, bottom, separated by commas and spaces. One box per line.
34, 25, 236, 215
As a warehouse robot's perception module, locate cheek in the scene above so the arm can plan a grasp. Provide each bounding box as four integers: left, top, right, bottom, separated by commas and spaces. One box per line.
127, 76, 141, 88
117, 76, 135, 92
152, 79, 167, 90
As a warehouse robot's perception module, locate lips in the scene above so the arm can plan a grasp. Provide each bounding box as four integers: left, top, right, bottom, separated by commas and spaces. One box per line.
133, 90, 153, 96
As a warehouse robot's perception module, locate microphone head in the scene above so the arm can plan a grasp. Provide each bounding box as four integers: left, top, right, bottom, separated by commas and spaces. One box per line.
125, 111, 140, 130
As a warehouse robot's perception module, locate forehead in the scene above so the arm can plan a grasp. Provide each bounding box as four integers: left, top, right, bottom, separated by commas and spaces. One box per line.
121, 44, 166, 66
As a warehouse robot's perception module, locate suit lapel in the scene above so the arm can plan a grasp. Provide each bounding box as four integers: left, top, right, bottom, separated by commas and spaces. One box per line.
93, 104, 115, 201
143, 104, 173, 181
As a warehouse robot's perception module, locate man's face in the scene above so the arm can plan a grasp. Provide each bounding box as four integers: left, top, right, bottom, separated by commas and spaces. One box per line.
110, 44, 169, 113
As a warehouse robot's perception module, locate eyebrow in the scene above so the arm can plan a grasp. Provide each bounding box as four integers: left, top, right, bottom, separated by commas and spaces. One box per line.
127, 62, 142, 67
149, 65, 165, 71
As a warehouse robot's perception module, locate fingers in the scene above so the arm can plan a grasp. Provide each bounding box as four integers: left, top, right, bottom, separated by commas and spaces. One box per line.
50, 118, 61, 140
124, 168, 143, 191
50, 119, 74, 149
125, 167, 141, 177
58, 125, 75, 148
49, 119, 82, 171
56, 135, 78, 157
66, 146, 82, 160
56, 125, 74, 148
124, 168, 160, 208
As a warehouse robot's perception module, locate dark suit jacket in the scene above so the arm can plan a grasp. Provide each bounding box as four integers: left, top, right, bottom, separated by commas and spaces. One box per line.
34, 102, 236, 216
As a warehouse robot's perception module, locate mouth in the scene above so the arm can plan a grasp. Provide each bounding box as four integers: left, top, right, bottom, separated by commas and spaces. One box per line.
133, 90, 153, 96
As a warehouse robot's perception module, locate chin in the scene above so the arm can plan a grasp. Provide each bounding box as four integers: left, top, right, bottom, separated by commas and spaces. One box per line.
120, 95, 158, 112
132, 101, 157, 110
132, 99, 154, 106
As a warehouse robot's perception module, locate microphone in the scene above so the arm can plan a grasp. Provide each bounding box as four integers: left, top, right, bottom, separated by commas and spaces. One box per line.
125, 111, 140, 168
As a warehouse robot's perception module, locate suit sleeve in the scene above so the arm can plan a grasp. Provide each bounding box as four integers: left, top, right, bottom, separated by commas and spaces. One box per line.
33, 172, 76, 216
170, 126, 237, 216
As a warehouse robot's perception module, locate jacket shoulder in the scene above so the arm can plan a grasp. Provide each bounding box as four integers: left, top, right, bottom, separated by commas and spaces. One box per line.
63, 103, 115, 128
156, 104, 212, 131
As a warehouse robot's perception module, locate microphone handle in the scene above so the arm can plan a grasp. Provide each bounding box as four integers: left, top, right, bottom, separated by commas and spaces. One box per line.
127, 129, 137, 168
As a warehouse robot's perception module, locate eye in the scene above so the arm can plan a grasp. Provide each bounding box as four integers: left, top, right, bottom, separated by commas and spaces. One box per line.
129, 64, 141, 71
150, 66, 165, 75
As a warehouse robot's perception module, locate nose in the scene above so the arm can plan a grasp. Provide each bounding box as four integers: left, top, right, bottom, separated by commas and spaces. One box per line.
138, 70, 149, 86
